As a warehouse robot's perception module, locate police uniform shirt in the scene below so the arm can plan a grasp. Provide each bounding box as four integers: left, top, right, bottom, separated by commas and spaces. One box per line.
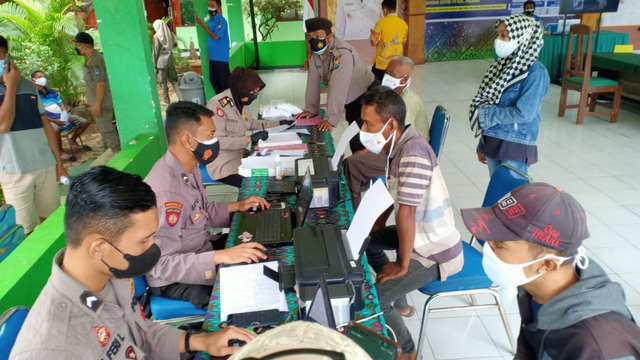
144, 150, 231, 288
335, 0, 383, 39
9, 249, 184, 360
83, 49, 113, 109
305, 37, 375, 127
204, 89, 279, 180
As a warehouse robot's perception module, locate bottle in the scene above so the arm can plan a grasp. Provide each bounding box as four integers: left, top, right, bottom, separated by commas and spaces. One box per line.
60, 176, 70, 185
274, 154, 282, 180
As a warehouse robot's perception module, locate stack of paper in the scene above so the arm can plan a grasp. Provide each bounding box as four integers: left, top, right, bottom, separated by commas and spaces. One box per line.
257, 132, 302, 147
219, 261, 288, 321
238, 156, 297, 177
295, 116, 322, 126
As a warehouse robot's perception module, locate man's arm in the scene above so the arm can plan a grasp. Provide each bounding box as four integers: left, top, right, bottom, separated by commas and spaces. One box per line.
93, 81, 105, 116
152, 36, 161, 68
195, 14, 220, 40
325, 51, 355, 127
371, 206, 393, 234
370, 19, 382, 47
0, 61, 20, 133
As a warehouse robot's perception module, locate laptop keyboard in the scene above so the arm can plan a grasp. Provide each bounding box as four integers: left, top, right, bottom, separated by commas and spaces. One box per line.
257, 210, 283, 242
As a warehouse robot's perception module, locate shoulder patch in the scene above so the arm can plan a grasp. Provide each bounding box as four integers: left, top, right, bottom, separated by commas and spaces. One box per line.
92, 65, 101, 76
216, 107, 225, 118
217, 21, 223, 30
334, 55, 342, 70
94, 326, 111, 347
165, 201, 183, 227
219, 96, 235, 108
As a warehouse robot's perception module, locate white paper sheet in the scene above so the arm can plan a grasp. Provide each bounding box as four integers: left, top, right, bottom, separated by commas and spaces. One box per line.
219, 261, 288, 321
345, 179, 394, 260
331, 122, 360, 171
258, 132, 302, 147
272, 149, 306, 157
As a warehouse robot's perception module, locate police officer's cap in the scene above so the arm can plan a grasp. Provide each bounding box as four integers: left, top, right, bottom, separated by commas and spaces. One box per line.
305, 17, 332, 34
73, 32, 94, 46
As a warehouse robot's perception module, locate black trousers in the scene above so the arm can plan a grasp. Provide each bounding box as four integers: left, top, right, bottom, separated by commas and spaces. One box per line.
218, 174, 244, 188
209, 60, 230, 94
371, 64, 386, 83
344, 79, 380, 153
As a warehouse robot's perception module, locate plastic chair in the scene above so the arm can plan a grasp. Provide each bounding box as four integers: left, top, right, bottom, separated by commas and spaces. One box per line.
0, 306, 29, 360
0, 204, 16, 237
133, 276, 206, 326
0, 226, 25, 263
428, 105, 451, 159
61, 122, 91, 160
415, 164, 533, 359
199, 163, 221, 185
558, 24, 623, 124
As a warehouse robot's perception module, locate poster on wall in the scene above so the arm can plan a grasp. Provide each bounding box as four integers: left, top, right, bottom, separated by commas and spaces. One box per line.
425, 0, 567, 61
327, 0, 383, 39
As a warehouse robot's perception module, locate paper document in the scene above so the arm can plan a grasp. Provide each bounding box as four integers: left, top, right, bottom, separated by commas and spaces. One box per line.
258, 143, 309, 154
282, 128, 311, 135
345, 179, 394, 260
272, 149, 306, 157
258, 133, 302, 147
238, 156, 297, 177
331, 122, 360, 171
220, 261, 288, 321
295, 116, 322, 126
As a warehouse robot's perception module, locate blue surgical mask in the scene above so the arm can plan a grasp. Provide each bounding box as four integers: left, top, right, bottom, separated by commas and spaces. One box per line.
0, 60, 5, 78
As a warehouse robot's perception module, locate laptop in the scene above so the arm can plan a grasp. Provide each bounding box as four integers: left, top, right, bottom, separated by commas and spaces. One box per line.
304, 273, 336, 329
548, 19, 581, 34
236, 168, 313, 247
267, 179, 297, 195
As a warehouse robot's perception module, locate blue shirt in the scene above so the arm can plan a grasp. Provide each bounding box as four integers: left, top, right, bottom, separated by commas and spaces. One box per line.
37, 87, 63, 119
207, 13, 230, 62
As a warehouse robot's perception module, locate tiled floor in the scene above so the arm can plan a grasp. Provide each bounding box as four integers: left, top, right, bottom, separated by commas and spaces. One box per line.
212, 60, 640, 360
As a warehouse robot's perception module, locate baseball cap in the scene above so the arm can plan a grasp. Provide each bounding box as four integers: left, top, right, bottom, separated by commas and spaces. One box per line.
460, 182, 590, 254
72, 32, 94, 46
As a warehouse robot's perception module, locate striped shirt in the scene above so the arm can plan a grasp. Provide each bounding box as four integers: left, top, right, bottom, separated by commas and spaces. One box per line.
388, 125, 463, 280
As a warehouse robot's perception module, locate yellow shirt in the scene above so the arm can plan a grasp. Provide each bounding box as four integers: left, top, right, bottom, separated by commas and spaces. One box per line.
370, 13, 408, 69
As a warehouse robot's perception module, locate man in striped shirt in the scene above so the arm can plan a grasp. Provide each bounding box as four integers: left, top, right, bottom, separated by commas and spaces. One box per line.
360, 87, 463, 359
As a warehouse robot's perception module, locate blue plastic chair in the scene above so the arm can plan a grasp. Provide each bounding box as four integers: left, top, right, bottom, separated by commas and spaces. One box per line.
133, 276, 206, 326
0, 205, 16, 238
199, 163, 221, 185
415, 164, 532, 359
428, 105, 451, 159
0, 226, 25, 263
0, 306, 29, 360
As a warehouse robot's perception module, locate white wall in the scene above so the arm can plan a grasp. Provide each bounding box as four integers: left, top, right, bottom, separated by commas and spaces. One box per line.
603, 0, 640, 26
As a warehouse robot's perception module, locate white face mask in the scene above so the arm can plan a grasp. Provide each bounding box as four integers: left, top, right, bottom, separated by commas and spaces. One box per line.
494, 28, 533, 58
359, 118, 394, 154
34, 77, 48, 87
381, 74, 410, 90
482, 242, 574, 288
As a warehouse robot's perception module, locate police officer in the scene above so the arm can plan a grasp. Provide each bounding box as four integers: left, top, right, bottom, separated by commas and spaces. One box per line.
295, 17, 376, 153
9, 166, 257, 360
72, 32, 121, 153
205, 66, 293, 187
144, 101, 270, 308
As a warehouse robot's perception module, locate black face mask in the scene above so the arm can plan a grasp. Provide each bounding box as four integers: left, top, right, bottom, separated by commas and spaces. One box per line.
524, 9, 534, 14
190, 135, 220, 165
75, 47, 83, 56
308, 38, 327, 53
102, 242, 161, 278
208, 8, 217, 16
241, 92, 258, 106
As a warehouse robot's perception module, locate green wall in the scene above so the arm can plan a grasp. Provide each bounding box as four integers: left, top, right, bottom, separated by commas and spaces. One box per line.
0, 134, 165, 315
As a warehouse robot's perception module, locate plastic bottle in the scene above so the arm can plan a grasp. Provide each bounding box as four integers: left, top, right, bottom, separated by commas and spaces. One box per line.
275, 154, 282, 180
60, 176, 70, 185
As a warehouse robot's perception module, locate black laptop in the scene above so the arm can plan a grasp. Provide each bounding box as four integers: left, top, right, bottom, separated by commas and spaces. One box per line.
236, 168, 313, 247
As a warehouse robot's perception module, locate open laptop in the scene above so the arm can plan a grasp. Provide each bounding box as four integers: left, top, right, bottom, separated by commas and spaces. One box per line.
236, 168, 313, 247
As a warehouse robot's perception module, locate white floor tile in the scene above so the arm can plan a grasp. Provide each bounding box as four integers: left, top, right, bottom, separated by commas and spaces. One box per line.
425, 316, 502, 359
586, 206, 640, 225
479, 314, 521, 356
582, 225, 630, 248
582, 176, 636, 191
590, 246, 640, 274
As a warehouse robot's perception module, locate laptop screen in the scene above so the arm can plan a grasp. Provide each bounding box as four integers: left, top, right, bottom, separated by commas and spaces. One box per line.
294, 167, 314, 227
305, 273, 336, 329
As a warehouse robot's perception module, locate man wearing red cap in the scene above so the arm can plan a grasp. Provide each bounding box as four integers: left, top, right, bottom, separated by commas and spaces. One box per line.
461, 183, 640, 359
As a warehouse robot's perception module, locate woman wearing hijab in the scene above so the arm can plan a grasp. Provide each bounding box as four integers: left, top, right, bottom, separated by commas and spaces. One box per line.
152, 19, 182, 105
205, 66, 292, 187
469, 14, 549, 176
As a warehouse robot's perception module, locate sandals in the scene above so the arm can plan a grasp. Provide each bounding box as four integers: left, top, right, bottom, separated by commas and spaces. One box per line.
71, 145, 92, 151
61, 153, 77, 162
396, 305, 416, 317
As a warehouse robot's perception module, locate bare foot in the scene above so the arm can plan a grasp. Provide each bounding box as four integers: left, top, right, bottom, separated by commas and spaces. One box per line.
396, 305, 416, 317
398, 350, 417, 360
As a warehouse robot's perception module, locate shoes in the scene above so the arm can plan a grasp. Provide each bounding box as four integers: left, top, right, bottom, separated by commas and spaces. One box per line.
396, 305, 416, 317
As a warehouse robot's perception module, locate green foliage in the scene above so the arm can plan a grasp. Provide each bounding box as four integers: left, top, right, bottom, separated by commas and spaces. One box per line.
244, 0, 302, 41
0, 0, 85, 106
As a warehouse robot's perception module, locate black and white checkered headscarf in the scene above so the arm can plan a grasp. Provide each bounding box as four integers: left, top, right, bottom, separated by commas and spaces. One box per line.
469, 14, 544, 137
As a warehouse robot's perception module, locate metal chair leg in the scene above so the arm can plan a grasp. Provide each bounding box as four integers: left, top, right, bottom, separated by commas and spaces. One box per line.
490, 288, 516, 354
469, 294, 478, 305
64, 131, 76, 158
416, 293, 438, 360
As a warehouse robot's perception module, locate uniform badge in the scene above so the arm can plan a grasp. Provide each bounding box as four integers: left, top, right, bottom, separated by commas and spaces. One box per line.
243, 113, 249, 122
193, 212, 202, 221
165, 201, 183, 227
217, 21, 223, 30
94, 326, 111, 347
202, 149, 213, 161
92, 65, 101, 76
125, 346, 137, 359
334, 55, 342, 70
219, 97, 229, 107
216, 107, 225, 118
80, 290, 102, 312
129, 278, 135, 295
